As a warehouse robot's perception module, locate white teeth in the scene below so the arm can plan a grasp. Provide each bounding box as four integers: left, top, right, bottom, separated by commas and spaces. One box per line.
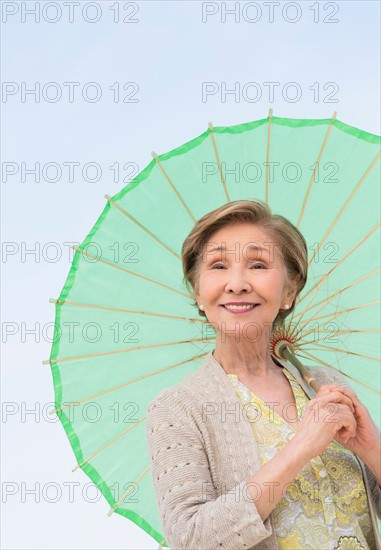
224, 304, 255, 311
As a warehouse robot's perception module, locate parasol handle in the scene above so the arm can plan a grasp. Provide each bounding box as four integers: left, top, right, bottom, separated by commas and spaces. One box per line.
278, 344, 322, 394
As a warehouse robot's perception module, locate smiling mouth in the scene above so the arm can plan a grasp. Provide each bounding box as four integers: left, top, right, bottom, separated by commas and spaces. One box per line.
222, 304, 259, 311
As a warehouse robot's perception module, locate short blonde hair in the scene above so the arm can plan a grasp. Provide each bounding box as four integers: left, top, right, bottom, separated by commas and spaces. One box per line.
181, 199, 308, 333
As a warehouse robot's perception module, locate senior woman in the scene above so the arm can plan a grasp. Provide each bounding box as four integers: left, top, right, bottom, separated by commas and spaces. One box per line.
146, 200, 381, 550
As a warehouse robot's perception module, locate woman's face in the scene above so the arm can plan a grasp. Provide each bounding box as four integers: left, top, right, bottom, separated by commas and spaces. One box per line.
195, 222, 296, 337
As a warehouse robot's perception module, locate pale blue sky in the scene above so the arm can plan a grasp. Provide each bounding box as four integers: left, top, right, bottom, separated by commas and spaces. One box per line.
1, 1, 380, 548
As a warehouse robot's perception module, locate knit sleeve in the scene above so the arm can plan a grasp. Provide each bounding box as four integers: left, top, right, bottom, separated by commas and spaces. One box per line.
363, 456, 381, 520
314, 366, 381, 519
145, 388, 273, 549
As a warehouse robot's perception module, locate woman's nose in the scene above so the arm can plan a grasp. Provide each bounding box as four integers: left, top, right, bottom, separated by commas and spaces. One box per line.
225, 269, 252, 293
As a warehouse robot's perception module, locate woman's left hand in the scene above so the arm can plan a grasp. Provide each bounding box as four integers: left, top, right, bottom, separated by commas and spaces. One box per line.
322, 384, 381, 459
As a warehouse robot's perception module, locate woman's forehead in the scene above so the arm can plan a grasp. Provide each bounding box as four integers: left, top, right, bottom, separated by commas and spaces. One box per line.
207, 222, 274, 243
203, 224, 280, 260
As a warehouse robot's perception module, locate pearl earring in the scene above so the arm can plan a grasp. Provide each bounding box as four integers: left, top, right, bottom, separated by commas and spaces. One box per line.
199, 304, 204, 310
284, 304, 290, 309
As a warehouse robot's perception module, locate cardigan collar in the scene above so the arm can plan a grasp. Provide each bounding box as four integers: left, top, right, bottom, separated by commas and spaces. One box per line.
203, 349, 317, 400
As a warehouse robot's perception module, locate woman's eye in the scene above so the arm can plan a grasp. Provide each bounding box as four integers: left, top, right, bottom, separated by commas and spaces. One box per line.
211, 263, 266, 269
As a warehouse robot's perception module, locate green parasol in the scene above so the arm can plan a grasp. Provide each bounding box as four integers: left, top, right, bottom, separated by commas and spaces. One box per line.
44, 111, 380, 548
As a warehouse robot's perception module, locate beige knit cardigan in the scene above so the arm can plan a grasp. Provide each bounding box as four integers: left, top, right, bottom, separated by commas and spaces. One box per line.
146, 351, 381, 549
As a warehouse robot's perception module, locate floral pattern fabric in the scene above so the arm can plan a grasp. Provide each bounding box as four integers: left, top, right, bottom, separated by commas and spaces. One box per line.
227, 368, 376, 550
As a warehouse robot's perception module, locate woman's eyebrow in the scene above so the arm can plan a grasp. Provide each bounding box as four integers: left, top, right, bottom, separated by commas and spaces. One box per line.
204, 245, 275, 265
207, 244, 271, 256
208, 244, 268, 252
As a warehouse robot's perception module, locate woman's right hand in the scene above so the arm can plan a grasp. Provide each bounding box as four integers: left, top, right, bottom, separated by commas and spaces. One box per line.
292, 384, 357, 459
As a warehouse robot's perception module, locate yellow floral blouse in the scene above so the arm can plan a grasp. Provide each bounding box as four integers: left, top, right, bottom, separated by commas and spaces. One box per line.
227, 368, 376, 550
